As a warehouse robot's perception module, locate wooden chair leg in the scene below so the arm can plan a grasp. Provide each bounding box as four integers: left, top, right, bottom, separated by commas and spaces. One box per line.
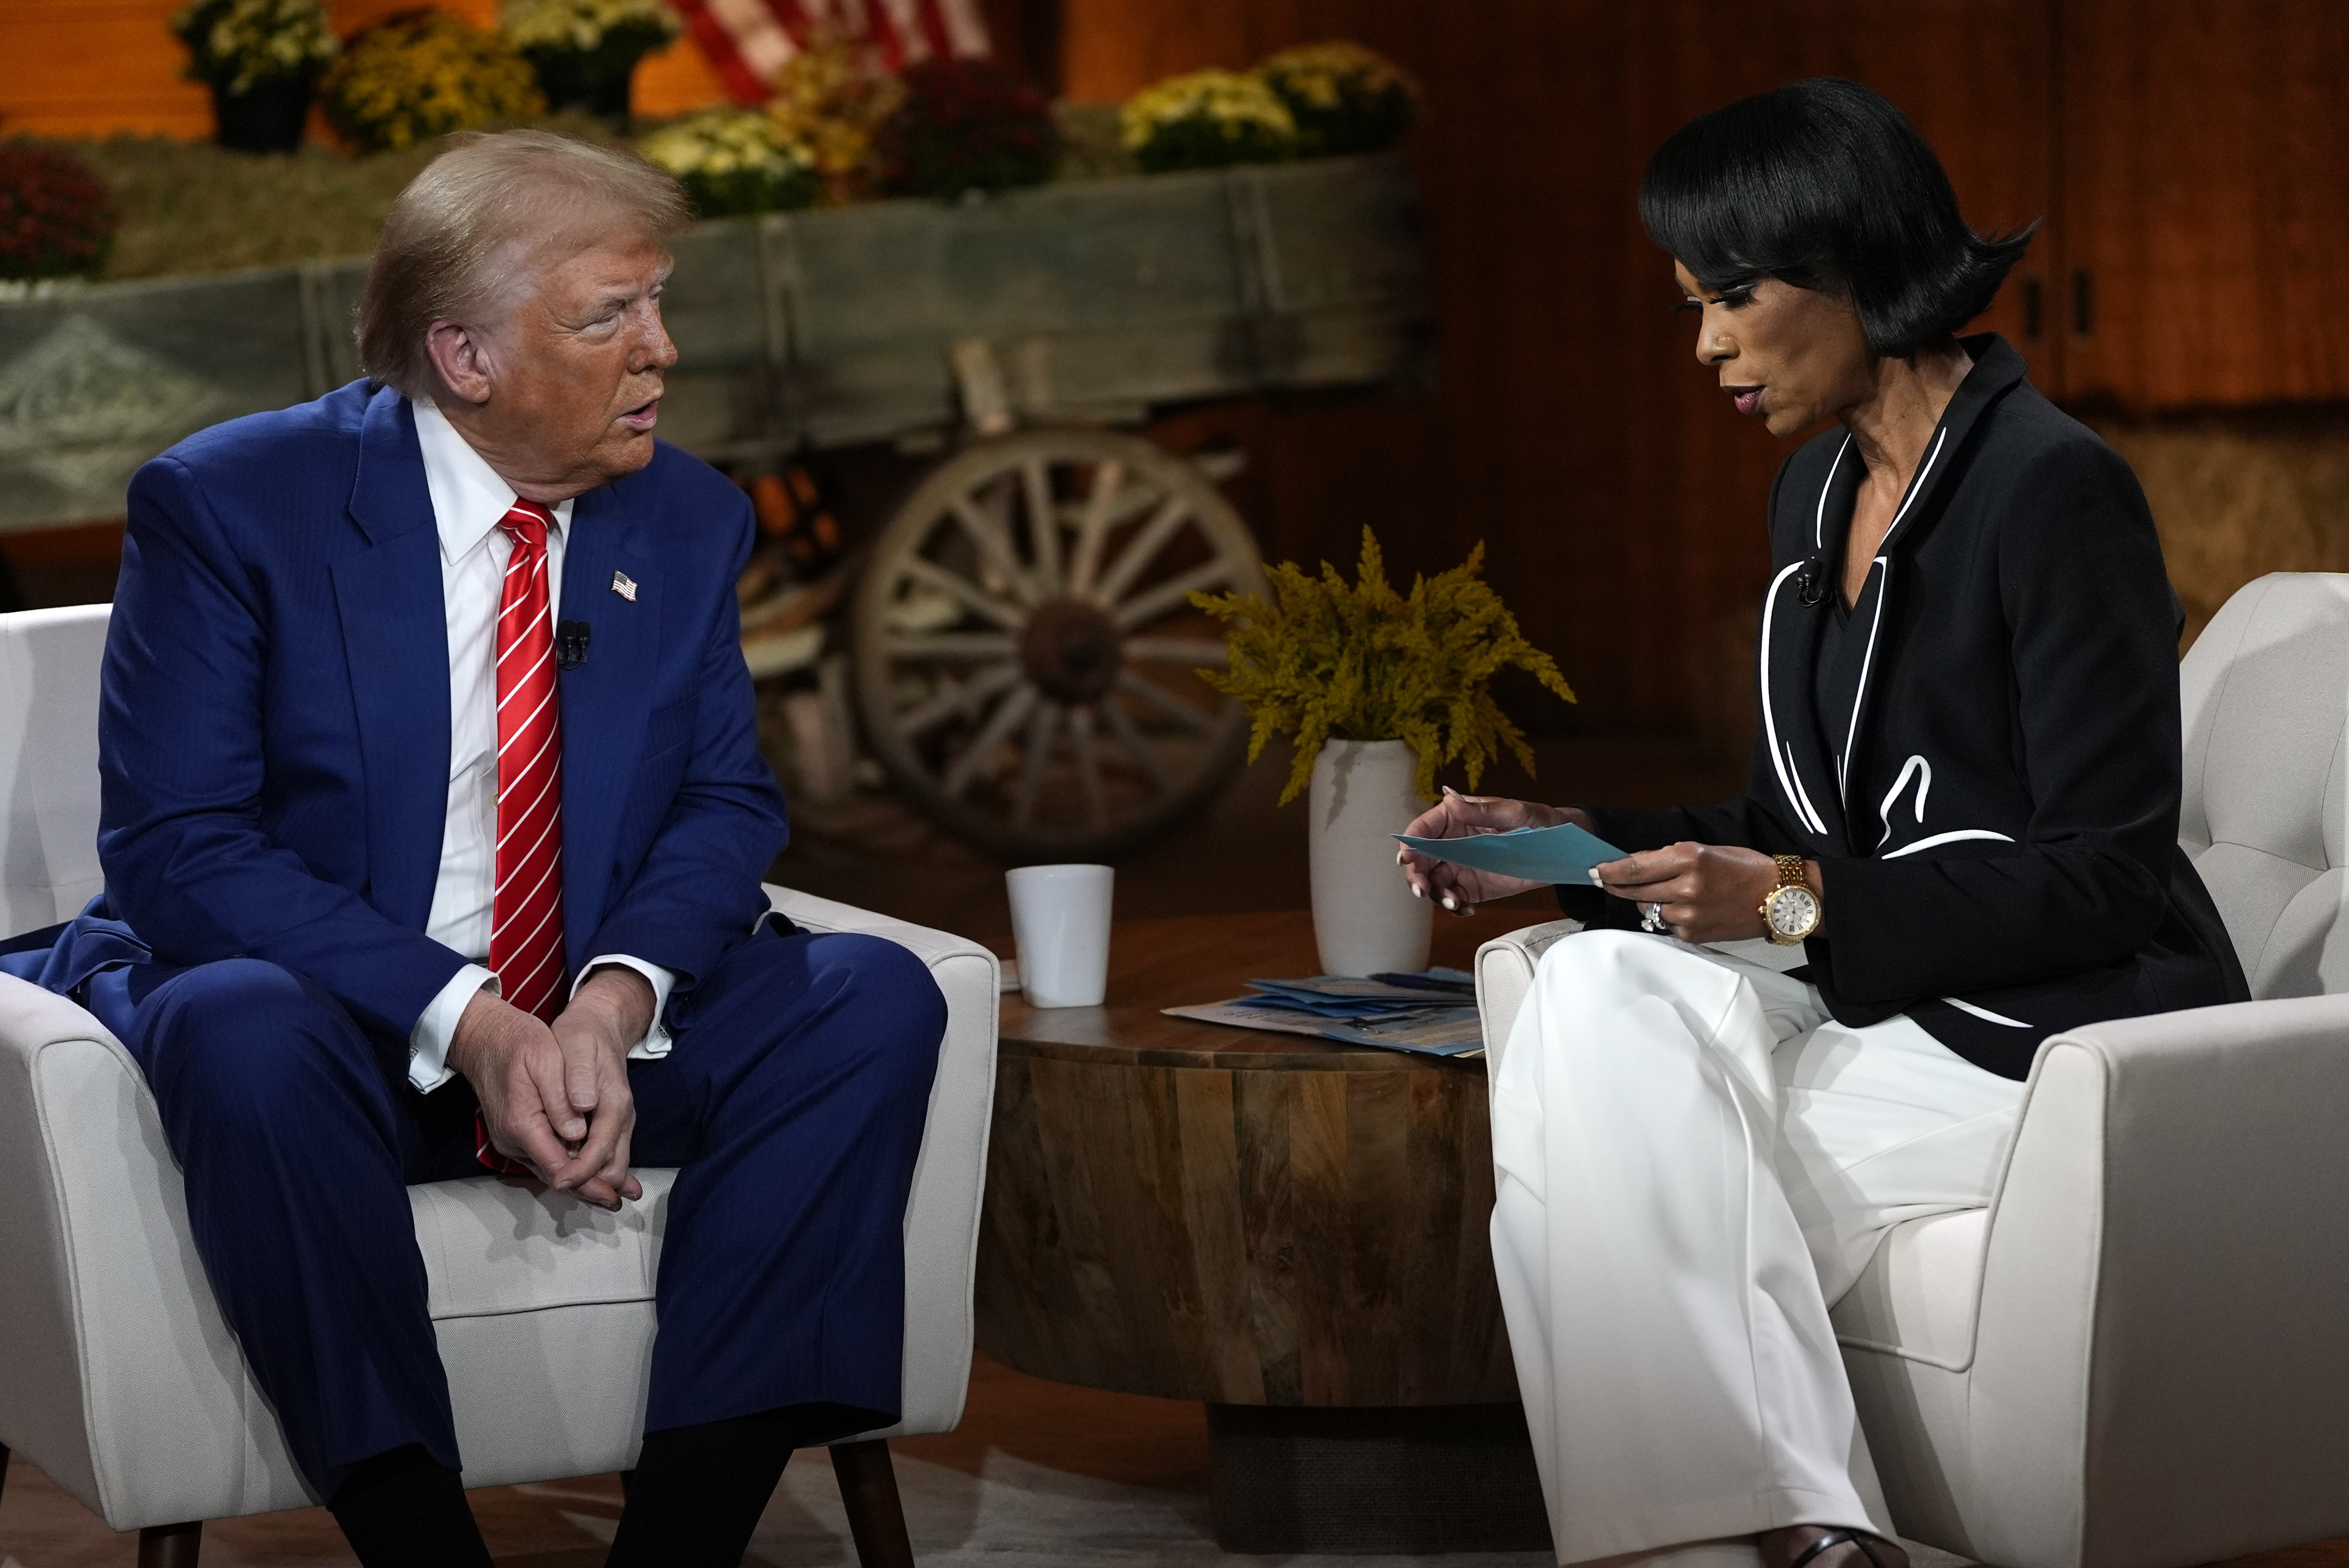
829, 1439, 914, 1568
137, 1521, 202, 1568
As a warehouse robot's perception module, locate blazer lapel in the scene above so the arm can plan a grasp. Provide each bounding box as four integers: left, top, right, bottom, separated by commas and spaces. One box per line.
332, 390, 452, 933
556, 479, 662, 961
1833, 334, 2032, 814
1759, 436, 1857, 850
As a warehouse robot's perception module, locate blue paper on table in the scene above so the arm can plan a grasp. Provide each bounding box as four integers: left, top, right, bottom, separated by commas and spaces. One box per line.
1394, 821, 1630, 886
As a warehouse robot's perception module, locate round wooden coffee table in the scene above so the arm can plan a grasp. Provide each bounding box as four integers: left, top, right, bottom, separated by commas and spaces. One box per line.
975, 905, 1558, 1554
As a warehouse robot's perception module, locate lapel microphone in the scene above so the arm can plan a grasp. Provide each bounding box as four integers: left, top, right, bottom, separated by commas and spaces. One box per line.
1794, 556, 1828, 607
556, 620, 592, 671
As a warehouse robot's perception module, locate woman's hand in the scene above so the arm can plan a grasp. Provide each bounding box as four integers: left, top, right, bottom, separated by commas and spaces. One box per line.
1397, 789, 1589, 915
1598, 842, 1809, 944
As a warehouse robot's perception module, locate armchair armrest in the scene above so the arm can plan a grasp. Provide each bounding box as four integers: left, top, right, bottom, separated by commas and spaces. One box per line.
761, 885, 1000, 1438
1957, 992, 2349, 1568
1473, 919, 1582, 1074
0, 972, 304, 1527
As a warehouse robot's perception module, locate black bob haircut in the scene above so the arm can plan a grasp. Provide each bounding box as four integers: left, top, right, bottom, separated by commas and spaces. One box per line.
1640, 77, 2036, 359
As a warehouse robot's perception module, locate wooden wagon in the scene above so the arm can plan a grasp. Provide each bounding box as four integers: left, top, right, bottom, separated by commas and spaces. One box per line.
0, 152, 1431, 857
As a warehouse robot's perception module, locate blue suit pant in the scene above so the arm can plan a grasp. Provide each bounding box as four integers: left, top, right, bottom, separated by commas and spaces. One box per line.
106, 927, 947, 1500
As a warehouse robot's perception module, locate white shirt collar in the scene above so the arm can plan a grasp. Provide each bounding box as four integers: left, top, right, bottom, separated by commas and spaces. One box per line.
411, 398, 575, 564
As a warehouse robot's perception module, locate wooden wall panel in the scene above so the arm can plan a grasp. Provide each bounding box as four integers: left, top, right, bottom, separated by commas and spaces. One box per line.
0, 0, 217, 139
2062, 0, 2349, 408
1068, 0, 2053, 733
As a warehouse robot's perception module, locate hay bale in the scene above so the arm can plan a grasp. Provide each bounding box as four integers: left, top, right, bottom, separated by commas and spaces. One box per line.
2091, 410, 2349, 651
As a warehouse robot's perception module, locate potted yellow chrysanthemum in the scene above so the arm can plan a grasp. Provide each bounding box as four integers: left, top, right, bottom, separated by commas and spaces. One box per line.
501, 0, 682, 122
1192, 528, 1574, 976
169, 0, 340, 154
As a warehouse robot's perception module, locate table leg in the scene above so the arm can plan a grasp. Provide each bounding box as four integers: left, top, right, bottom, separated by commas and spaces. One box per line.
1206, 1403, 1553, 1555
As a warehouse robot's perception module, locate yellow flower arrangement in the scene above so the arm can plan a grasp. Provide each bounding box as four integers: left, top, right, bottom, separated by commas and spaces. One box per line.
1255, 40, 1420, 157
763, 34, 904, 202
1192, 528, 1575, 804
322, 10, 546, 153
1119, 68, 1297, 174
637, 107, 820, 218
170, 0, 339, 96
501, 0, 680, 57
500, 0, 680, 81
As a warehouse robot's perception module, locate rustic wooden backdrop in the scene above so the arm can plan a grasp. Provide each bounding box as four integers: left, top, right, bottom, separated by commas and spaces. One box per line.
5, 1, 2344, 737
1067, 0, 2055, 736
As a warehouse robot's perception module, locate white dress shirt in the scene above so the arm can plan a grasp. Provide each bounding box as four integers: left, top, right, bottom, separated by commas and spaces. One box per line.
405, 399, 676, 1093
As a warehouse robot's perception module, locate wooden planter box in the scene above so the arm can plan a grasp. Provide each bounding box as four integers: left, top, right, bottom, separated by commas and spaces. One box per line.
0, 154, 1430, 533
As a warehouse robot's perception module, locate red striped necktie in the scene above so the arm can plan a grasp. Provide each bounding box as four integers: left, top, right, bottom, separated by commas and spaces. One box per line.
475, 499, 567, 1176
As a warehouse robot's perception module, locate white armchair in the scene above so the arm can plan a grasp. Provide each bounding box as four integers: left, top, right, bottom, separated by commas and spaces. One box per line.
0, 604, 1001, 1567
1474, 572, 2349, 1568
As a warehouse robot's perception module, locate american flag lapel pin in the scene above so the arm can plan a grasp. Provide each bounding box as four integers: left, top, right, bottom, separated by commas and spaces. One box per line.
611, 570, 638, 602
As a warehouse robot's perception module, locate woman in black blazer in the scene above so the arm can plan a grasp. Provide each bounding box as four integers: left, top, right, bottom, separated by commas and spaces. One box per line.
1399, 80, 2244, 1568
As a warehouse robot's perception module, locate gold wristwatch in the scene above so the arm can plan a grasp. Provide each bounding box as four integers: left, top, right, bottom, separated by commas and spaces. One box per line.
1759, 855, 1822, 946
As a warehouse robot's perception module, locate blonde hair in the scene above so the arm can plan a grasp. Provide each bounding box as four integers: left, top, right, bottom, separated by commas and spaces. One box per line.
356, 130, 688, 398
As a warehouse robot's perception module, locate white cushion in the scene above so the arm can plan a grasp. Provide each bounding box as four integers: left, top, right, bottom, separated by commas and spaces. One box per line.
0, 604, 109, 933
1829, 1208, 1987, 1371
413, 1172, 674, 1321
2180, 573, 2349, 996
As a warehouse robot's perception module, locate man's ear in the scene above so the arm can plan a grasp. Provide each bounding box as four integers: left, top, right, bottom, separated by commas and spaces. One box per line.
424, 319, 496, 406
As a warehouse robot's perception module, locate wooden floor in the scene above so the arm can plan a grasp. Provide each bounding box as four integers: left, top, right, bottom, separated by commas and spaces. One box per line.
0, 1352, 1212, 1567
4, 1350, 2348, 1566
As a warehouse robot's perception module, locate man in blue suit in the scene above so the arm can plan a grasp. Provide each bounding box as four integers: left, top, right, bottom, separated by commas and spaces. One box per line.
31, 131, 947, 1566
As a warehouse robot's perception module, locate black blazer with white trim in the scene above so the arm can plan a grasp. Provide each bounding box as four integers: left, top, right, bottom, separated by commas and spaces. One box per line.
1562, 334, 2247, 1080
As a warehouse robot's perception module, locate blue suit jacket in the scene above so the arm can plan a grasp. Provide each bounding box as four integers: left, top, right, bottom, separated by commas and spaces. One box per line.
71, 379, 788, 1040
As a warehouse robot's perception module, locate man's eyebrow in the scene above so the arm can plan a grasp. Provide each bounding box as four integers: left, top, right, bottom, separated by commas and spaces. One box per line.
596, 263, 674, 309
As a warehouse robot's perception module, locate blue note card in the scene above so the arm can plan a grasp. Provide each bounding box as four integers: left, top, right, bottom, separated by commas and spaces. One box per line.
1394, 821, 1630, 886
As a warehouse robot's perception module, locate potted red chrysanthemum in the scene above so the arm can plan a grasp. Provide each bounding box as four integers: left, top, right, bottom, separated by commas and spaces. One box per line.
0, 144, 120, 283
873, 58, 1059, 201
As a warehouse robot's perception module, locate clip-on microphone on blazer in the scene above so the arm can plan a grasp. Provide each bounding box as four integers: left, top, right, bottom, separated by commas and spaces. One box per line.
556, 621, 592, 671
1795, 556, 1829, 607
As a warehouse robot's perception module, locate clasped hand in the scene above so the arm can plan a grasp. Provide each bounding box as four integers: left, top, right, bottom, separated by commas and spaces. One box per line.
1396, 790, 1790, 943
446, 967, 654, 1211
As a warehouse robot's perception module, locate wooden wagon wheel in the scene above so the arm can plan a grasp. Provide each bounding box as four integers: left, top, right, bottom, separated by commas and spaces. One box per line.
853, 428, 1268, 861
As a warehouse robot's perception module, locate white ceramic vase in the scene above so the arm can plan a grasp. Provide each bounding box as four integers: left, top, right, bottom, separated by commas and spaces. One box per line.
1308, 738, 1434, 977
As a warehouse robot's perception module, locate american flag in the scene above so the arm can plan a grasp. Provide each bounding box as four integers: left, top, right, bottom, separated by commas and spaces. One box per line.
675, 0, 992, 103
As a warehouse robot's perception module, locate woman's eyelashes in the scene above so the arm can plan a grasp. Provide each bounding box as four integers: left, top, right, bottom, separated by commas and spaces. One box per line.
1672, 289, 1756, 313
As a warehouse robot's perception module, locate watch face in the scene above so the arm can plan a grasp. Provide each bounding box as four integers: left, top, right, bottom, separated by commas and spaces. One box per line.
1765, 886, 1819, 938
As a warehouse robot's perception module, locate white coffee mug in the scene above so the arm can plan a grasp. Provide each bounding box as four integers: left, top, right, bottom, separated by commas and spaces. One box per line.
1005, 863, 1114, 1008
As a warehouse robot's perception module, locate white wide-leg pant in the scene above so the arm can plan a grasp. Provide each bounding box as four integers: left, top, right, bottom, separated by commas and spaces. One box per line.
1489, 930, 2027, 1568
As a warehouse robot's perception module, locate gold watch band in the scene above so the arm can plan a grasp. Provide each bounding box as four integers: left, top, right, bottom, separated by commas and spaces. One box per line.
1759, 855, 1820, 946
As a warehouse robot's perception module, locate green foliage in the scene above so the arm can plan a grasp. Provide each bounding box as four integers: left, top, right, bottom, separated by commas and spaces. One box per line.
1192, 528, 1575, 805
